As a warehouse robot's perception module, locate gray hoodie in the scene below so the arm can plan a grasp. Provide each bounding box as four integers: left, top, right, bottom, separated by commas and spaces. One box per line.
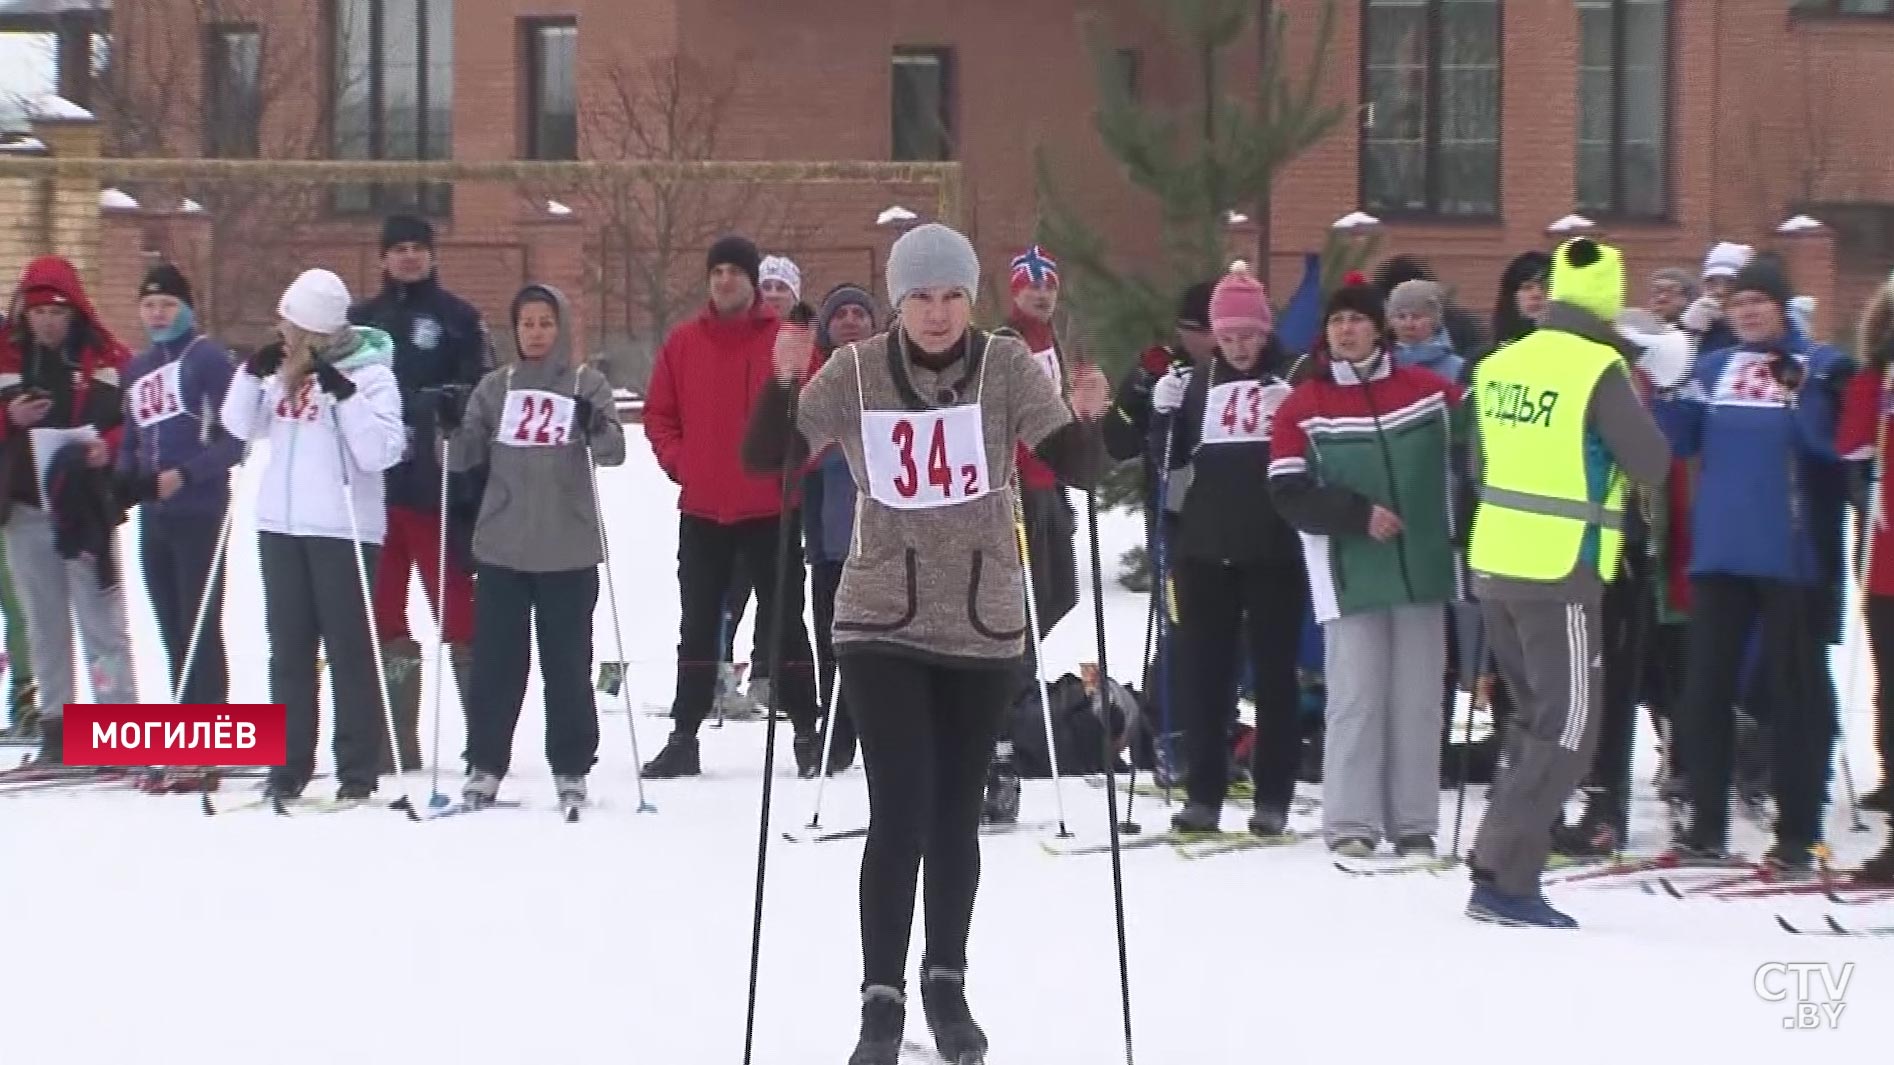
449, 285, 625, 572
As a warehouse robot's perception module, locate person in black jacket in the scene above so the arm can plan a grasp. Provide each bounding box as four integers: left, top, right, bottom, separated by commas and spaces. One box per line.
348, 215, 490, 772
1153, 265, 1308, 837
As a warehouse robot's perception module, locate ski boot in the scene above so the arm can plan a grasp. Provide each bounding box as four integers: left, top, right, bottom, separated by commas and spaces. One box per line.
463, 769, 502, 809
1395, 833, 1436, 858
380, 637, 424, 773
981, 744, 1020, 826
1761, 839, 1819, 881
1330, 836, 1375, 859
1854, 836, 1894, 885
335, 780, 376, 802
642, 733, 701, 778
1170, 802, 1219, 834
1859, 782, 1893, 815
919, 966, 988, 1064
792, 727, 822, 779
848, 985, 906, 1065
747, 676, 775, 721
1466, 880, 1579, 930
263, 772, 306, 804
1247, 803, 1288, 838
555, 774, 587, 819
30, 713, 63, 766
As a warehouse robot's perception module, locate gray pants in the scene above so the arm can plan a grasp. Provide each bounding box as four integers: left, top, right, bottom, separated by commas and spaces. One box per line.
1321, 604, 1445, 845
1472, 596, 1603, 895
4, 505, 137, 716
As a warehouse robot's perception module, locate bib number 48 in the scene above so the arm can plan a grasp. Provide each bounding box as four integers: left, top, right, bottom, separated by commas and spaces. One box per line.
890, 418, 979, 499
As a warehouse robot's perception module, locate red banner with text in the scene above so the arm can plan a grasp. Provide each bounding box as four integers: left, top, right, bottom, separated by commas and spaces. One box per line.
61, 705, 288, 767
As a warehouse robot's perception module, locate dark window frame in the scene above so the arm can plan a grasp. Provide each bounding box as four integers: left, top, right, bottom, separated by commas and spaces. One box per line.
521, 16, 578, 161
1790, 1, 1894, 16
1113, 47, 1142, 101
202, 22, 262, 159
1357, 0, 1505, 221
1576, 0, 1674, 222
325, 0, 454, 218
891, 46, 955, 162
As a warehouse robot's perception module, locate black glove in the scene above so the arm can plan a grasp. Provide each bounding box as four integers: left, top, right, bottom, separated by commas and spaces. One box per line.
572, 396, 599, 441
434, 385, 469, 432
115, 470, 157, 505
1767, 351, 1806, 392
313, 360, 357, 401
246, 342, 285, 379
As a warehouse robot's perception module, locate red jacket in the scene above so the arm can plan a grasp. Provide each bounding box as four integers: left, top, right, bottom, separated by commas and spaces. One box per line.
1007, 311, 1062, 491
644, 299, 797, 524
1838, 365, 1894, 597
0, 257, 130, 514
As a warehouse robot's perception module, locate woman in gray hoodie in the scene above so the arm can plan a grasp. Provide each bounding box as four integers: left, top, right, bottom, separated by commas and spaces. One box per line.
446, 285, 625, 810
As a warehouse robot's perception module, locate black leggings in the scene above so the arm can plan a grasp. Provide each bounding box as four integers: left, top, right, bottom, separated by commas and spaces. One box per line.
1867, 594, 1894, 781
844, 652, 1010, 990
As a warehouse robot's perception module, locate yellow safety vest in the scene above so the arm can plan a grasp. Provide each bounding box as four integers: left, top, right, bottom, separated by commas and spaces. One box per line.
1469, 332, 1627, 583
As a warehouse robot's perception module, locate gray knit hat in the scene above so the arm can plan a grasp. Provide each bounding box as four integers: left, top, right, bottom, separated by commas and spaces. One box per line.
886, 223, 981, 309
1387, 278, 1442, 319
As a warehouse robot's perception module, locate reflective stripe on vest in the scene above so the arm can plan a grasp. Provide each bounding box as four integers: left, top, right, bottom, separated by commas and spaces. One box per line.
1469, 330, 1626, 583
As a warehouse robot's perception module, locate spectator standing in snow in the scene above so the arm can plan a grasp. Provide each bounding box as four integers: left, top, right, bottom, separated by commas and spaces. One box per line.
642, 235, 822, 779
348, 214, 488, 774
1485, 251, 1551, 359
1678, 241, 1751, 356
1154, 264, 1308, 838
742, 221, 1109, 1065
223, 269, 406, 802
803, 281, 878, 775
448, 284, 623, 810
1269, 280, 1464, 858
1839, 273, 1894, 818
1647, 267, 1698, 326
1463, 238, 1669, 928
1655, 256, 1852, 873
0, 256, 138, 765
1387, 279, 1465, 382
116, 264, 242, 707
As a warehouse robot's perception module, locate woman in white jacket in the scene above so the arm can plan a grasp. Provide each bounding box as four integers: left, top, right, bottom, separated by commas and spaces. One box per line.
222, 269, 405, 802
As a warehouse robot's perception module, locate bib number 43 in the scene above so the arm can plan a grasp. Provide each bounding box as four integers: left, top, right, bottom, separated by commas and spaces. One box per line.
891, 418, 979, 499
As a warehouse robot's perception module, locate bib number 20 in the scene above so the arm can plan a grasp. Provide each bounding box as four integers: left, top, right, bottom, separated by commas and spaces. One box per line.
890, 419, 979, 500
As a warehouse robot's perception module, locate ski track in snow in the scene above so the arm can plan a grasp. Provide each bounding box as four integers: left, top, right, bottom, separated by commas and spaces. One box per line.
0, 434, 1888, 1063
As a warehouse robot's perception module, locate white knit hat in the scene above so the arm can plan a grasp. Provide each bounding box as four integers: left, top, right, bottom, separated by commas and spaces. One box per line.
1700, 241, 1754, 281
759, 255, 802, 300
278, 269, 353, 335
886, 223, 980, 309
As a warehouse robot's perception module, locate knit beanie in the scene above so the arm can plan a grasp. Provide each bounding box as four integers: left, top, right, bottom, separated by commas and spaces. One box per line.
380, 214, 435, 254
1009, 245, 1060, 293
1386, 278, 1443, 320
707, 234, 762, 289
1650, 266, 1699, 300
817, 283, 876, 350
1208, 264, 1271, 333
1324, 281, 1387, 333
1729, 256, 1792, 309
139, 263, 194, 307
1701, 241, 1754, 281
278, 269, 353, 335
1175, 281, 1214, 332
886, 223, 981, 309
760, 255, 802, 300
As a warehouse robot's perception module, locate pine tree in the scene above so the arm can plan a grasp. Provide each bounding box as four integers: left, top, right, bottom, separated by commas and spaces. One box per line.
1036, 0, 1344, 374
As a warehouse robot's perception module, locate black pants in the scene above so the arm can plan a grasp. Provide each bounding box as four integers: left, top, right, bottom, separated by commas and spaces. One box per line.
845, 651, 1010, 989
1173, 556, 1307, 812
259, 533, 384, 788
812, 561, 853, 732
1867, 594, 1894, 783
1678, 574, 1837, 850
721, 559, 766, 680
999, 487, 1081, 742
140, 509, 228, 704
1582, 549, 1656, 833
465, 565, 601, 778
670, 514, 816, 735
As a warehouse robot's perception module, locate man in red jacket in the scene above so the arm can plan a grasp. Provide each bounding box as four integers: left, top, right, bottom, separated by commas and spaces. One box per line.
642, 235, 821, 778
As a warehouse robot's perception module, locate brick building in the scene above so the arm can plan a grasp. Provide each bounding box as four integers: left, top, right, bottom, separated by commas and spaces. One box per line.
15, 0, 1894, 370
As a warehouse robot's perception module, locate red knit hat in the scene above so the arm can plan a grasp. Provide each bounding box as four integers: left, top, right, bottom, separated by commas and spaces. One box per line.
1209, 263, 1271, 333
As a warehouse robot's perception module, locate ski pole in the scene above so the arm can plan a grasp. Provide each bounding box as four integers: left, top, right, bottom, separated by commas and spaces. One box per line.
1082, 430, 1137, 1065
585, 436, 654, 816
804, 659, 844, 830
1153, 414, 1178, 807
1015, 494, 1072, 839
1450, 619, 1487, 863
171, 450, 243, 705
428, 436, 452, 808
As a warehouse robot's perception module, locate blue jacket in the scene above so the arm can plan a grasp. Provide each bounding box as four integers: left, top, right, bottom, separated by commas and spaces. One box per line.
1393, 329, 1464, 383
1654, 325, 1854, 587
115, 330, 243, 519
802, 445, 855, 564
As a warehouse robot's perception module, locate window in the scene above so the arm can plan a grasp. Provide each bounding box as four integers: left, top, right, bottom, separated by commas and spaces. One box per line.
1576, 1, 1669, 219
204, 25, 262, 158
1794, 1, 1894, 13
1112, 48, 1141, 101
891, 48, 953, 161
523, 19, 578, 161
330, 0, 454, 215
1360, 0, 1501, 218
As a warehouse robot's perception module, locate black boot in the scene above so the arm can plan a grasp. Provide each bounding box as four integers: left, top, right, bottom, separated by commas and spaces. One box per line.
1855, 834, 1894, 885
32, 713, 63, 766
919, 966, 987, 1063
793, 728, 822, 779
848, 985, 906, 1065
1859, 781, 1893, 814
642, 733, 700, 778
381, 638, 424, 773
981, 745, 1019, 826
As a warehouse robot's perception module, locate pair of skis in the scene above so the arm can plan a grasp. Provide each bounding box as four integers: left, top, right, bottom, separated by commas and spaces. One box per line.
1041, 828, 1319, 859
1775, 914, 1894, 938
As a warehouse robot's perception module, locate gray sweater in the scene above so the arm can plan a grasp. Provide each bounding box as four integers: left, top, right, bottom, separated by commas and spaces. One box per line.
450, 348, 625, 573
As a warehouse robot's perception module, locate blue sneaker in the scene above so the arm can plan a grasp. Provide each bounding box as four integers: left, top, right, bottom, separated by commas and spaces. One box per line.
1466, 882, 1579, 929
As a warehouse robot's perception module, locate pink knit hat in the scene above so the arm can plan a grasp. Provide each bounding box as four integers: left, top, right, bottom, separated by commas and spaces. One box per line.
1209, 263, 1272, 333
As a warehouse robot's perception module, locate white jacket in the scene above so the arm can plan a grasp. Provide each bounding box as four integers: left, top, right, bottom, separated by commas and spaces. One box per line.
221, 327, 406, 543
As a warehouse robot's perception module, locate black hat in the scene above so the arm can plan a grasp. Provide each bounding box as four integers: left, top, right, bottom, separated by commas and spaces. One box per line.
1324, 281, 1387, 333
707, 234, 762, 289
1175, 281, 1214, 332
1730, 255, 1792, 308
381, 214, 436, 254
139, 263, 194, 307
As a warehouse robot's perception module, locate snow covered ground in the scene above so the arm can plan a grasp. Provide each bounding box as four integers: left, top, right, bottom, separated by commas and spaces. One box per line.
1, 432, 1888, 1064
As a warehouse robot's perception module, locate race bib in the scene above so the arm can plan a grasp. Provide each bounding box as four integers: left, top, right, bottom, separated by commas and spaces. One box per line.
130, 362, 185, 429
272, 378, 323, 425
498, 389, 576, 448
1030, 347, 1060, 384
860, 404, 991, 510
1200, 380, 1288, 445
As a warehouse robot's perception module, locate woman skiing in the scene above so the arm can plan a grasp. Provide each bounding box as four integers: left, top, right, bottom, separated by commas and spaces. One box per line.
447, 284, 624, 810
222, 269, 405, 801
1837, 272, 1894, 836
743, 222, 1108, 1065
1148, 263, 1308, 838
